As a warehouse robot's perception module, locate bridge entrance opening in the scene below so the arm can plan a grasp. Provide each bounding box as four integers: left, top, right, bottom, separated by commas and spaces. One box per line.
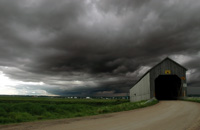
155, 75, 181, 100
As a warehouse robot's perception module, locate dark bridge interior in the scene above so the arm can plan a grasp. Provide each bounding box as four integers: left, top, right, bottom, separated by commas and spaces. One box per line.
155, 75, 181, 100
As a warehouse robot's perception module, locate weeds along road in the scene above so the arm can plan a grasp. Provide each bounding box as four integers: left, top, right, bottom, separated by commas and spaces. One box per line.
1, 101, 200, 130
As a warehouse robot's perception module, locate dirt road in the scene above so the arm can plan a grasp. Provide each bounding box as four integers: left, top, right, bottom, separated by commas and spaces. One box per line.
1, 101, 200, 130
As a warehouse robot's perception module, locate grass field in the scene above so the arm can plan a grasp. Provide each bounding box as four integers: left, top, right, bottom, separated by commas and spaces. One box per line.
183, 97, 200, 103
0, 96, 158, 124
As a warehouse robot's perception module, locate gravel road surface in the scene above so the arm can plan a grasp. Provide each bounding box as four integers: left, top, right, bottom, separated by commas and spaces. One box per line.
1, 101, 200, 130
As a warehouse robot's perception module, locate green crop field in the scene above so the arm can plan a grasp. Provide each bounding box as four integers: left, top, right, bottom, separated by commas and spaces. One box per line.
0, 96, 158, 124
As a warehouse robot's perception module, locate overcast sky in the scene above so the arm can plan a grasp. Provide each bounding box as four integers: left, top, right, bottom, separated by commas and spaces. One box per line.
0, 0, 200, 96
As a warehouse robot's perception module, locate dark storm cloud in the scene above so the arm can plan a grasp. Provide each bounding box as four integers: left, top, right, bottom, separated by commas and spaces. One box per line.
0, 0, 200, 96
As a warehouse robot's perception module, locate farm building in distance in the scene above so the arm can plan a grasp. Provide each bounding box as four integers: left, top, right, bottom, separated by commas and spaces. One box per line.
130, 57, 187, 102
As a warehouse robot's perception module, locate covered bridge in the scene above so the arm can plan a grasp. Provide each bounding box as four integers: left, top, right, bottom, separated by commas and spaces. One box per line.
130, 57, 187, 102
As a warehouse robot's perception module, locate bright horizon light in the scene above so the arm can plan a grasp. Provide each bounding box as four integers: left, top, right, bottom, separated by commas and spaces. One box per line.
0, 71, 50, 95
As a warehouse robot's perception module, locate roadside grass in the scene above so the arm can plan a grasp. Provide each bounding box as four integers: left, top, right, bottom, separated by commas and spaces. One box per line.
183, 97, 200, 103
0, 96, 158, 124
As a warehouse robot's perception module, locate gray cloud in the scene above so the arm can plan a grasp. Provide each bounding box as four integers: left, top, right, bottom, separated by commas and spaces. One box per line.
0, 0, 200, 96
